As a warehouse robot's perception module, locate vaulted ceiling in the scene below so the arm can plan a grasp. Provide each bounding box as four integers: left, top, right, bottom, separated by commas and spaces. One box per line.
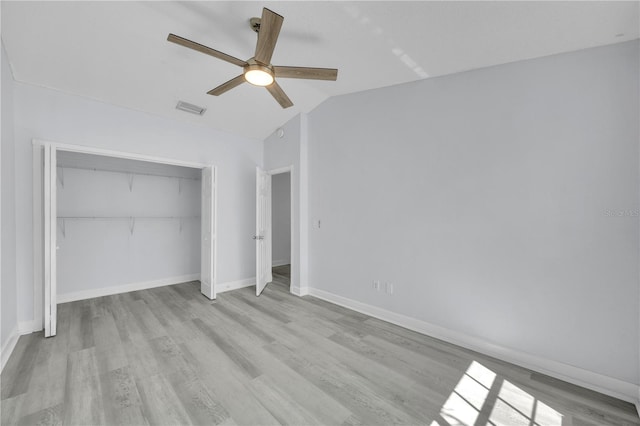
2, 1, 638, 140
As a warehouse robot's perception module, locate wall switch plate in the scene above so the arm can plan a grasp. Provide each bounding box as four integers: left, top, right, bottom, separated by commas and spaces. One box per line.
386, 282, 394, 294
372, 280, 380, 290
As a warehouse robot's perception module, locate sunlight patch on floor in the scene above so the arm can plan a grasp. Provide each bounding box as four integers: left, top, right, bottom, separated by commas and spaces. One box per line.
434, 361, 563, 426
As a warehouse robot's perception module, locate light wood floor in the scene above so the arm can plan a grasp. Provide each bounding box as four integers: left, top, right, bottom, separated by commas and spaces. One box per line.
272, 264, 291, 287
2, 268, 639, 425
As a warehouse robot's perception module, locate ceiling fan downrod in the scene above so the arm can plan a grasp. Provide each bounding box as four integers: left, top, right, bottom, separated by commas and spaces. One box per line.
250, 17, 261, 33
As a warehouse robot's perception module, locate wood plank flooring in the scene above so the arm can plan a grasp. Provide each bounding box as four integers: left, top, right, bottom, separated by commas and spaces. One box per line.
2, 267, 639, 425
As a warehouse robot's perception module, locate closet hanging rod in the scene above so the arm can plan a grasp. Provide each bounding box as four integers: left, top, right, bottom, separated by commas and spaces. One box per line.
57, 216, 200, 220
56, 165, 201, 181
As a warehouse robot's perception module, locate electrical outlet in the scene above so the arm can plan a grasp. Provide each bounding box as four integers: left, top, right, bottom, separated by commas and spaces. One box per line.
372, 280, 380, 291
386, 282, 394, 295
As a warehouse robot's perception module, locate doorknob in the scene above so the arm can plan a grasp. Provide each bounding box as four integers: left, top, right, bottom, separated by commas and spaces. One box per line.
253, 235, 264, 240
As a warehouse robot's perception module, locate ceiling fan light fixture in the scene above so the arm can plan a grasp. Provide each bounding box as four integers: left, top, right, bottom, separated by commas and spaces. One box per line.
244, 63, 274, 86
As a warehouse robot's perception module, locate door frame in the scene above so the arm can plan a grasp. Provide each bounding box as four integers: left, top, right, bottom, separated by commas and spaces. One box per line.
33, 139, 215, 335
267, 165, 295, 294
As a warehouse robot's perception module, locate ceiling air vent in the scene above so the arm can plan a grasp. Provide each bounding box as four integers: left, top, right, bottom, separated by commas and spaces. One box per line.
176, 101, 206, 115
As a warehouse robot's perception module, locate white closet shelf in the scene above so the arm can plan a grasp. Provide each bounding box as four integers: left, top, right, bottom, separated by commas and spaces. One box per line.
57, 216, 200, 237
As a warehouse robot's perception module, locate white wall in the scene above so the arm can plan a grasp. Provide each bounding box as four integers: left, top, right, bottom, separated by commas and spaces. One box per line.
271, 172, 291, 266
13, 82, 262, 327
56, 167, 200, 298
1, 42, 18, 361
307, 41, 639, 393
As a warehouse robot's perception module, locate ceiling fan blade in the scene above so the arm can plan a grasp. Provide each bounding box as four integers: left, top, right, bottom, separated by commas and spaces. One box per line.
168, 34, 247, 67
207, 75, 246, 96
254, 8, 283, 65
274, 66, 338, 81
266, 81, 293, 109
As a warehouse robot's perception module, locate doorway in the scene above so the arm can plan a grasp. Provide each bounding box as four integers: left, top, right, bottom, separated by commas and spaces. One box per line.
271, 171, 291, 290
255, 165, 294, 296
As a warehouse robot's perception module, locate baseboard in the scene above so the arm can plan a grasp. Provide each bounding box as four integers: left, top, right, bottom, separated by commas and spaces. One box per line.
308, 287, 640, 404
216, 278, 255, 293
1, 325, 19, 373
272, 260, 291, 267
18, 320, 40, 334
290, 285, 309, 297
55, 275, 256, 302
57, 274, 200, 303
0, 321, 36, 372
20, 277, 253, 341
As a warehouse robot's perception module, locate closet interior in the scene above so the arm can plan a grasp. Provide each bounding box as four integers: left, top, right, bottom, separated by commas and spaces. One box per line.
55, 151, 202, 302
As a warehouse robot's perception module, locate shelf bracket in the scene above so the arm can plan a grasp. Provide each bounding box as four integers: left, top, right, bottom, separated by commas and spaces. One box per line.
129, 217, 135, 235
127, 173, 134, 192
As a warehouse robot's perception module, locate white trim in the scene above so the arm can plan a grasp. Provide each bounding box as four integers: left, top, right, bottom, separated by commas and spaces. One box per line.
213, 167, 218, 297
18, 320, 39, 334
32, 139, 208, 169
216, 278, 256, 293
1, 321, 43, 372
43, 144, 55, 337
268, 166, 293, 176
57, 274, 200, 304
299, 114, 309, 290
290, 285, 309, 297
22, 276, 251, 335
33, 145, 43, 336
1, 325, 19, 373
308, 287, 640, 404
272, 260, 291, 267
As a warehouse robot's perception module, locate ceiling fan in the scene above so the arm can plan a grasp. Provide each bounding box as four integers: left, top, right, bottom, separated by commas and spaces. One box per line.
167, 7, 338, 109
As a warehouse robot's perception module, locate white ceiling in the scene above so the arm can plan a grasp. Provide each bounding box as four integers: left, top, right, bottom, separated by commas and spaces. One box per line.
2, 1, 638, 140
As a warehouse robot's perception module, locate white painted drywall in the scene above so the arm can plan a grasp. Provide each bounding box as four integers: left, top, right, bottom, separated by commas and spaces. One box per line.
271, 172, 291, 266
264, 118, 301, 289
1, 42, 18, 352
307, 41, 639, 386
56, 166, 200, 297
12, 82, 262, 326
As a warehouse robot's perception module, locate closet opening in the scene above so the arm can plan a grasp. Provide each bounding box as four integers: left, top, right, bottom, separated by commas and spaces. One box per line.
33, 141, 216, 337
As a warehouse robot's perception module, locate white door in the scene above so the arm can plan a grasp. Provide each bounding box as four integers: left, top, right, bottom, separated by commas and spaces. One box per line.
200, 166, 217, 299
255, 167, 272, 295
43, 145, 57, 337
